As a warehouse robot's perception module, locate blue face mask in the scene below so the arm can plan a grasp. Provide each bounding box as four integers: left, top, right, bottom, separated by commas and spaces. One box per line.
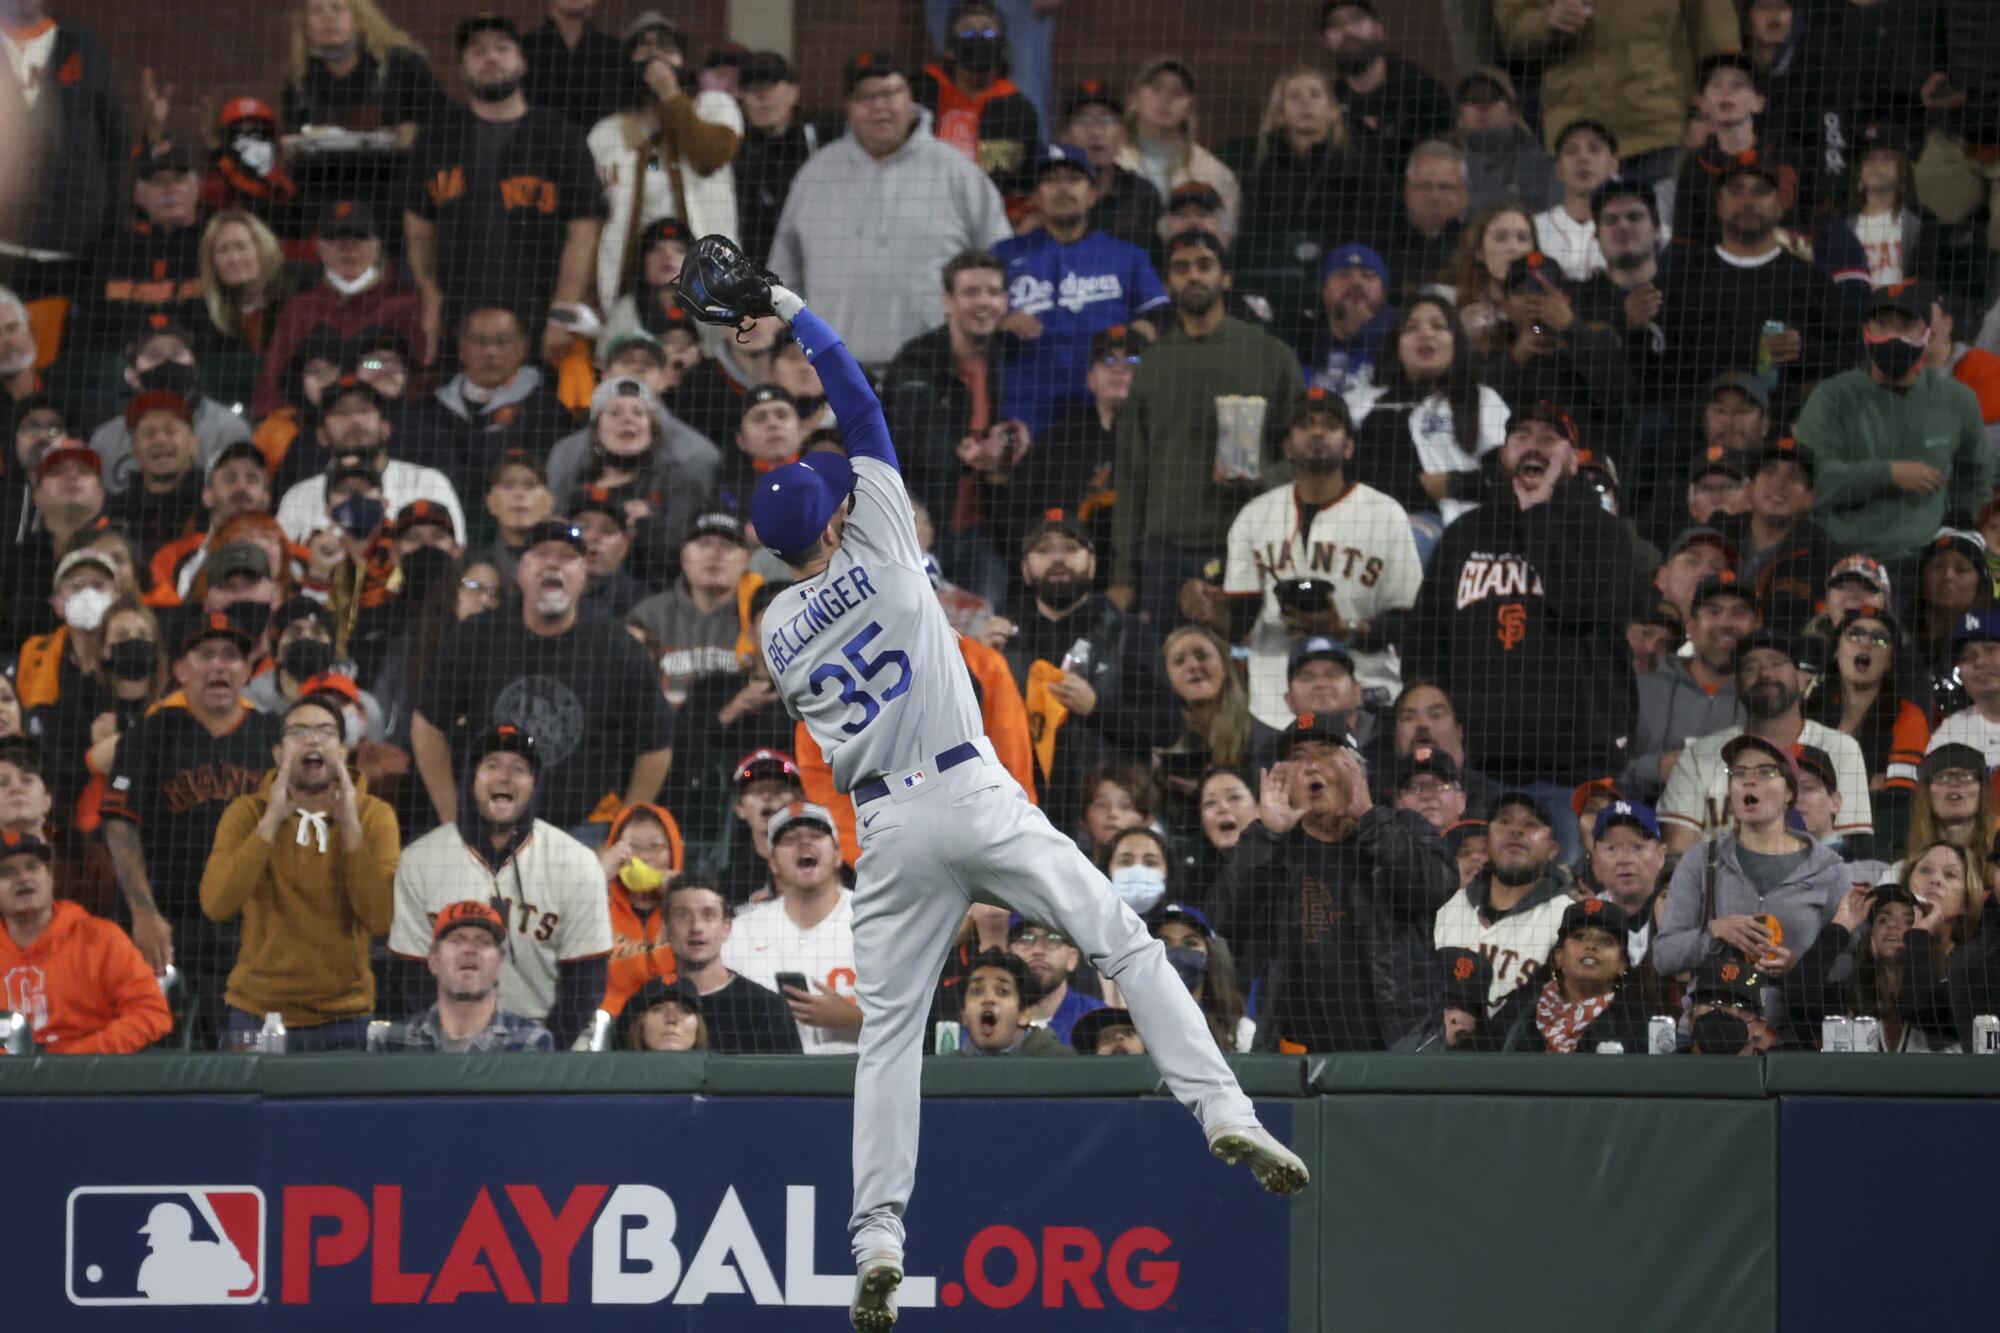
1164, 945, 1208, 991
332, 494, 385, 540
1110, 864, 1166, 914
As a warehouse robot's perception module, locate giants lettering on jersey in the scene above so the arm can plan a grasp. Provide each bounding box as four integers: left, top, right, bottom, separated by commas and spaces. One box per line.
1476, 942, 1540, 996
766, 567, 880, 678
1252, 541, 1385, 587
1454, 552, 1544, 609
1009, 271, 1126, 317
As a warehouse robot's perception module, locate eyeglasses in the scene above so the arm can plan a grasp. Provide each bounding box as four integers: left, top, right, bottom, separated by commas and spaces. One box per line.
460, 577, 499, 597
1728, 764, 1784, 782
1841, 627, 1892, 649
359, 353, 407, 378
1401, 778, 1460, 797
284, 723, 341, 740
1929, 770, 1981, 788
1097, 354, 1141, 367
1012, 929, 1068, 949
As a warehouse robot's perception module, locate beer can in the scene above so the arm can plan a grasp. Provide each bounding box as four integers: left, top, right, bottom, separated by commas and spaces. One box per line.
1648, 1016, 1678, 1055
933, 1020, 960, 1056
586, 1008, 615, 1053
1972, 1015, 2000, 1054
1820, 1016, 1853, 1052
0, 1011, 27, 1056
1851, 1015, 1884, 1052
1593, 1041, 1625, 1054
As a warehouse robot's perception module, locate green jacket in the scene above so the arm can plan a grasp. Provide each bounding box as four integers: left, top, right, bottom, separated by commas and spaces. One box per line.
1799, 368, 1989, 563
1110, 315, 1304, 585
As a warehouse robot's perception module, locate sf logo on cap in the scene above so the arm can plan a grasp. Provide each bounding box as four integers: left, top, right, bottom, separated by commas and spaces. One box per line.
1451, 956, 1476, 982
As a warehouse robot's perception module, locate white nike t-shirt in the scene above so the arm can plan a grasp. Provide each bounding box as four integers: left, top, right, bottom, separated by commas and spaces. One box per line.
721, 889, 859, 1054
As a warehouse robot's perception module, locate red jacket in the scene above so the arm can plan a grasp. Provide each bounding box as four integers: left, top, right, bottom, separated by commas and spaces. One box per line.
252, 268, 426, 418
0, 901, 171, 1053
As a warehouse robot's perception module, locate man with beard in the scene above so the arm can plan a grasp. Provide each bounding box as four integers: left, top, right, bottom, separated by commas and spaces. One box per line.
198, 696, 399, 1051
1189, 388, 1419, 727
1404, 402, 1638, 862
1658, 627, 1873, 853
1008, 916, 1102, 1044
1107, 231, 1305, 627
410, 521, 672, 836
981, 512, 1154, 820
402, 14, 606, 366
994, 144, 1165, 439
1320, 2, 1454, 169
1212, 712, 1457, 1051
1300, 243, 1396, 395
1432, 792, 1577, 1008
389, 724, 610, 1047
273, 377, 464, 546
1623, 574, 1750, 802
380, 900, 554, 1052
101, 613, 281, 1045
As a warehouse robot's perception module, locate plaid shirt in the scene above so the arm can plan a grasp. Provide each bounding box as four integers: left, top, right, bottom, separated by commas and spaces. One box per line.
381, 1005, 553, 1053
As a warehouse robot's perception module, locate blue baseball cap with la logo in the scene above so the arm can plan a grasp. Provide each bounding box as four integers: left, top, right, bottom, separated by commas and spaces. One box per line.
1593, 799, 1660, 841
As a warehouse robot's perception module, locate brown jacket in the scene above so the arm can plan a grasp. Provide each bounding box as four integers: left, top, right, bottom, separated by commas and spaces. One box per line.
198, 769, 399, 1026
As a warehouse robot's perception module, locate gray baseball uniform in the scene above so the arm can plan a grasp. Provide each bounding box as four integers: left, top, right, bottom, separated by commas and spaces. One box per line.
763, 305, 1258, 1268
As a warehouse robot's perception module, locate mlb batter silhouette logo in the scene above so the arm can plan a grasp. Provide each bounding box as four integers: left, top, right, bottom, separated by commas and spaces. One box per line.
67, 1186, 264, 1305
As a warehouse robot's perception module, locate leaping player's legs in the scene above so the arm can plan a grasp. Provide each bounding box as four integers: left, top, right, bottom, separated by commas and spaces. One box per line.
966, 783, 1257, 1134
846, 821, 972, 1268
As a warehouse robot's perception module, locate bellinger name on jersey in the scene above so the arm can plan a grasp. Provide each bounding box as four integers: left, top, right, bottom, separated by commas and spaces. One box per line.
766, 567, 882, 677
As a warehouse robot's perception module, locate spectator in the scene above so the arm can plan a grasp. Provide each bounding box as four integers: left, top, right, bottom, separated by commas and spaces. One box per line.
1344, 292, 1509, 532
1659, 627, 1874, 852
595, 800, 682, 1017
1533, 120, 1619, 281
1668, 55, 1794, 252
520, 0, 623, 130
245, 596, 383, 732
1927, 297, 2000, 456
1803, 606, 1928, 805
546, 358, 719, 560
1059, 81, 1164, 252
720, 801, 863, 1054
1147, 899, 1250, 1052
197, 695, 397, 1050
1394, 746, 1468, 833
1069, 1004, 1144, 1055
1713, 437, 1832, 636
620, 975, 707, 1050
14, 548, 121, 802
587, 11, 742, 315
409, 306, 574, 509
380, 899, 554, 1052
101, 612, 281, 1044
1790, 746, 1878, 877
0, 737, 120, 919
708, 383, 804, 521
89, 327, 254, 496
981, 512, 1156, 819
1107, 231, 1304, 626
1007, 916, 1103, 1044
76, 142, 207, 354
912, 1, 1041, 209
1405, 402, 1637, 857
1451, 67, 1557, 216
301, 464, 404, 677
1836, 126, 1931, 291
1433, 792, 1578, 1008
628, 509, 756, 705
569, 492, 645, 620
145, 443, 273, 607
1228, 66, 1384, 285
1656, 734, 1849, 986
1077, 761, 1155, 860
1300, 242, 1396, 396
1683, 959, 1781, 1053
1488, 897, 1652, 1052
657, 876, 801, 1052
1195, 387, 1419, 725
997, 144, 1166, 440
1571, 178, 1669, 444
1497, 0, 1739, 184
1792, 882, 1959, 1051
1445, 818, 1490, 892
1801, 283, 1989, 566
768, 50, 1010, 367
1377, 681, 1503, 816
1930, 614, 2000, 768
103, 391, 205, 557
402, 14, 605, 363
1901, 743, 1994, 871
1438, 202, 1538, 342
1396, 945, 1498, 1052
1153, 179, 1239, 256
1190, 766, 1257, 901
709, 748, 803, 904
1369, 141, 1469, 296
1140, 625, 1255, 805
1114, 57, 1239, 237
1910, 530, 1990, 681
475, 452, 556, 571
1468, 251, 1631, 446
275, 377, 463, 546
1625, 574, 1749, 803
953, 948, 1074, 1057
194, 212, 292, 405
732, 53, 839, 266
412, 520, 671, 834
1212, 713, 1456, 1051
1102, 820, 1174, 916
253, 201, 425, 421
1319, 1, 1455, 169
1583, 801, 1669, 964
924, 0, 1060, 142
0, 830, 171, 1053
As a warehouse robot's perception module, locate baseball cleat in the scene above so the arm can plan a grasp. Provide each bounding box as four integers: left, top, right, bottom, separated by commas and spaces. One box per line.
1208, 1123, 1311, 1195
850, 1255, 903, 1331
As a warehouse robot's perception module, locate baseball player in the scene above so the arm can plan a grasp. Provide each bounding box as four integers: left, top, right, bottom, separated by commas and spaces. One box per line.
674, 235, 1308, 1333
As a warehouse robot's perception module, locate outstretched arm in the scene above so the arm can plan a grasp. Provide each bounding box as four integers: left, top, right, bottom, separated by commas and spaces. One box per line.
773, 286, 898, 472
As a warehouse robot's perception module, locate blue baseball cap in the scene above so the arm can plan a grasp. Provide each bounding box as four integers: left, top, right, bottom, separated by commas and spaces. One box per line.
1034, 142, 1097, 185
1953, 609, 2000, 652
1148, 901, 1213, 938
749, 451, 856, 559
1322, 241, 1388, 285
1593, 800, 1660, 841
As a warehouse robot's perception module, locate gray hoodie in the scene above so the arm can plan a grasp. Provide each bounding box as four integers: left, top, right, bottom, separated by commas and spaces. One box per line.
545, 393, 720, 555
1621, 658, 1739, 802
1654, 829, 1847, 978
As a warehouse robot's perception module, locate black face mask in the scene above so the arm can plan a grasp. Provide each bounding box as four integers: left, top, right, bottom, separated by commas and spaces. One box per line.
332, 494, 385, 540
137, 359, 203, 412
399, 543, 454, 605
950, 32, 1004, 73
1864, 334, 1925, 384
107, 639, 158, 681
281, 638, 334, 682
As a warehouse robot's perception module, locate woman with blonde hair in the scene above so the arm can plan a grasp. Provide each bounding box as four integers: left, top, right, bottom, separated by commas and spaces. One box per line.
1228, 65, 1384, 277
1148, 626, 1253, 819
1899, 743, 1997, 867
1115, 56, 1240, 235
198, 211, 292, 403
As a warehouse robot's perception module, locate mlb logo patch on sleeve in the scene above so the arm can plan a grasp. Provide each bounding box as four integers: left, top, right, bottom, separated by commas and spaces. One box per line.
67, 1186, 265, 1305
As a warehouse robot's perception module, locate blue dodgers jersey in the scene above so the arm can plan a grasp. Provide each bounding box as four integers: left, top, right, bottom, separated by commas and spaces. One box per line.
996, 229, 1167, 436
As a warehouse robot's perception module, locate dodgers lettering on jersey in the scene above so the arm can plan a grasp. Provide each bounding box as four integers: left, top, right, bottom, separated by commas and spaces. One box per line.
765, 567, 881, 678
995, 229, 1167, 436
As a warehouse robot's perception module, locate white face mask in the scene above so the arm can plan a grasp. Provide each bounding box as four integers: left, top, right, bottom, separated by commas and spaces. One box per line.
1109, 864, 1167, 915
63, 586, 114, 632
324, 264, 380, 298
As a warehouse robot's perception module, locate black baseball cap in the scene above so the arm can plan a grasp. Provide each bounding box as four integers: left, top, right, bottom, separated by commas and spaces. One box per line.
1165, 229, 1229, 269
741, 383, 798, 420
1068, 1005, 1138, 1054
1709, 371, 1771, 411
1488, 791, 1554, 828
1501, 250, 1558, 293
0, 829, 53, 864
1558, 896, 1632, 942
455, 12, 520, 52
1689, 446, 1749, 485
1717, 146, 1788, 191
732, 747, 799, 788
392, 498, 455, 537
1397, 744, 1460, 788
1864, 278, 1937, 324
472, 722, 539, 775
1512, 399, 1582, 450
1090, 324, 1147, 360
1688, 571, 1751, 615
1021, 509, 1093, 556
134, 139, 196, 178
1688, 957, 1766, 1010
1438, 947, 1491, 1011
843, 50, 903, 95
687, 509, 748, 546
178, 610, 254, 657
568, 486, 627, 527
1732, 626, 1796, 670
1794, 744, 1838, 792
321, 374, 390, 415
1165, 181, 1224, 214
325, 459, 382, 494
204, 440, 267, 482
520, 519, 584, 554
1748, 436, 1814, 483
1918, 742, 1987, 785
1276, 710, 1357, 759
1293, 386, 1353, 431
1061, 79, 1123, 119
271, 594, 334, 639
487, 450, 548, 488
1441, 819, 1487, 855
318, 199, 379, 240
1287, 636, 1355, 680
738, 51, 795, 88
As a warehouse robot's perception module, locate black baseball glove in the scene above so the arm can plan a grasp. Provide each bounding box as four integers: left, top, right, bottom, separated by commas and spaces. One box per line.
673, 234, 778, 328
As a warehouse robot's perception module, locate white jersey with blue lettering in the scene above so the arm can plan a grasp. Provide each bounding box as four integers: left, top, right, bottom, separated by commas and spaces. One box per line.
760, 457, 982, 794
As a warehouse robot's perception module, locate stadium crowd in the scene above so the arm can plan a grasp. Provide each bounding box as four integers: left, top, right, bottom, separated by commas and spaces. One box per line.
7, 0, 2000, 1060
